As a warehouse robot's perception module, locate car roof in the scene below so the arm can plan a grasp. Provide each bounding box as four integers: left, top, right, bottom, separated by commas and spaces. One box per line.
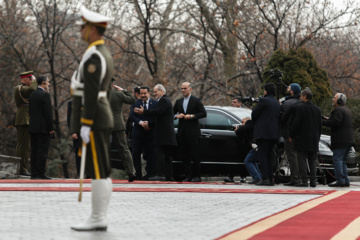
205, 106, 252, 120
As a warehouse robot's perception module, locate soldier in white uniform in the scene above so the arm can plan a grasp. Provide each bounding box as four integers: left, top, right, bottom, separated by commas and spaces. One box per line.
70, 6, 114, 231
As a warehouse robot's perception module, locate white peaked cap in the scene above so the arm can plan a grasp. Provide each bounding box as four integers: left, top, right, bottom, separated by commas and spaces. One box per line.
76, 5, 114, 27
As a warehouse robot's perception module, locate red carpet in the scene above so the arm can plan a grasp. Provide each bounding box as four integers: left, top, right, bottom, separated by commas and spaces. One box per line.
218, 190, 360, 240
0, 179, 330, 194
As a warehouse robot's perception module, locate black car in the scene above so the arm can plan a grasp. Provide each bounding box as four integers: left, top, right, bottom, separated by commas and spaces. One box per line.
111, 106, 359, 182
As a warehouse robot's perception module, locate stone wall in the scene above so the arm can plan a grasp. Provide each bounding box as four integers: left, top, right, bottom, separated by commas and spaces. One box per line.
0, 154, 20, 179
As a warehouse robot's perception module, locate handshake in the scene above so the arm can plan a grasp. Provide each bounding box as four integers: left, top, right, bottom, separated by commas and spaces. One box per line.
139, 120, 151, 131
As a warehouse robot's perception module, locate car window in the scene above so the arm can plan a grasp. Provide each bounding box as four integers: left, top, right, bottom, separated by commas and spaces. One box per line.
202, 111, 238, 130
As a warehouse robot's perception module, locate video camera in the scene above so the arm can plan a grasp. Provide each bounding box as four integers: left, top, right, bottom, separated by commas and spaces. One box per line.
241, 96, 261, 104
267, 69, 283, 81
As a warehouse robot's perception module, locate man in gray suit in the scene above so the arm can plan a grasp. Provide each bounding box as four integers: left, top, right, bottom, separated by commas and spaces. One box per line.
110, 77, 136, 182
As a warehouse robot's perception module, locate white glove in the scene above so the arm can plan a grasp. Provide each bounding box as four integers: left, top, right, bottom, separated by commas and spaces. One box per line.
80, 126, 91, 144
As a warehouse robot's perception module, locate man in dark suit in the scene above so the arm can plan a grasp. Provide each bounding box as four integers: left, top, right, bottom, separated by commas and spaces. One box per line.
289, 89, 322, 187
129, 86, 158, 179
252, 82, 280, 186
173, 82, 206, 182
29, 75, 54, 179
134, 84, 177, 181
110, 78, 136, 182
67, 100, 81, 177
125, 86, 141, 138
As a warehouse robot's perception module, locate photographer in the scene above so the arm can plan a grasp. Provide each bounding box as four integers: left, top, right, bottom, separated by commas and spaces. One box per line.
224, 96, 248, 183
251, 82, 280, 186
234, 117, 262, 184
280, 83, 302, 186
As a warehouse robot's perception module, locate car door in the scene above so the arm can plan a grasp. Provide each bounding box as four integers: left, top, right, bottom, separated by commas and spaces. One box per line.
198, 109, 242, 164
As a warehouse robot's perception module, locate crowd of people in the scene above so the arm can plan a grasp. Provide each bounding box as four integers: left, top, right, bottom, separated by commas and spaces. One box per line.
236, 82, 354, 188
12, 5, 355, 232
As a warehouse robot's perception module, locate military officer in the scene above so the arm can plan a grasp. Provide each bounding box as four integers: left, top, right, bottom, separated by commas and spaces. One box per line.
13, 71, 37, 176
110, 77, 136, 182
70, 6, 114, 231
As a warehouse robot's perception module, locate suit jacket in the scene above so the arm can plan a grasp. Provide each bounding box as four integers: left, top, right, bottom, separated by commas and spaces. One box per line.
29, 87, 54, 134
173, 95, 206, 137
110, 88, 136, 131
322, 105, 354, 149
129, 98, 157, 139
144, 94, 177, 146
289, 101, 322, 152
13, 80, 37, 126
251, 94, 280, 141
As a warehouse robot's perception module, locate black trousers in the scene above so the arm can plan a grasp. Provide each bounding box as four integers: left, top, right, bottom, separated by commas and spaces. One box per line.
132, 136, 156, 178
177, 135, 201, 178
30, 133, 50, 177
256, 139, 277, 181
155, 146, 175, 179
297, 151, 317, 184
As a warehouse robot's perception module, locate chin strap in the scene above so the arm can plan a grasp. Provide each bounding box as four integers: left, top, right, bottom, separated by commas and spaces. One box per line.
85, 24, 91, 43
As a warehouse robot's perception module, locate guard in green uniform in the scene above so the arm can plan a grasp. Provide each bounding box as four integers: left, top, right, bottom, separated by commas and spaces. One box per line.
13, 71, 37, 176
70, 6, 114, 231
110, 77, 136, 182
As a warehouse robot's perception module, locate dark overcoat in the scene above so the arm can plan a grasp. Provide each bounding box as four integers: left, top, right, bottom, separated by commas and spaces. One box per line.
251, 94, 280, 141
289, 101, 322, 152
144, 94, 177, 146
322, 105, 354, 149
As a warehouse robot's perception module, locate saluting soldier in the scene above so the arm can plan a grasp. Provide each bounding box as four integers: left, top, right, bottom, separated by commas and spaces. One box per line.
110, 77, 137, 182
70, 6, 114, 231
13, 71, 37, 176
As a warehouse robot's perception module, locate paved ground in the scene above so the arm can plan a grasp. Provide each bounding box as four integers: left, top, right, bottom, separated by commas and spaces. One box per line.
1, 179, 360, 240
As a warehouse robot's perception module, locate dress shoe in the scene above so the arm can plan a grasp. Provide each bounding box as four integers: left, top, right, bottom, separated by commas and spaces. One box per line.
148, 176, 165, 181
20, 171, 31, 176
191, 177, 202, 182
248, 179, 261, 184
128, 173, 136, 182
328, 182, 345, 187
345, 182, 350, 187
294, 183, 308, 187
255, 179, 274, 186
310, 183, 316, 187
283, 181, 298, 186
141, 175, 150, 181
183, 177, 192, 182
224, 177, 235, 183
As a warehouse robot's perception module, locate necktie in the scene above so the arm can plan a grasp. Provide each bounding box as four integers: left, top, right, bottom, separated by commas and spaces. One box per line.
143, 101, 147, 110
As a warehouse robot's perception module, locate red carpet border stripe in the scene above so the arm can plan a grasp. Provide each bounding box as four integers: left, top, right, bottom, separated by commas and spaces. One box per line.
217, 191, 360, 240
0, 185, 332, 195
0, 179, 239, 185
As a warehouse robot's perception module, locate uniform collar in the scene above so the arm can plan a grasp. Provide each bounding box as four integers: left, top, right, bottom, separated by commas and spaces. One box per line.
87, 39, 105, 50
